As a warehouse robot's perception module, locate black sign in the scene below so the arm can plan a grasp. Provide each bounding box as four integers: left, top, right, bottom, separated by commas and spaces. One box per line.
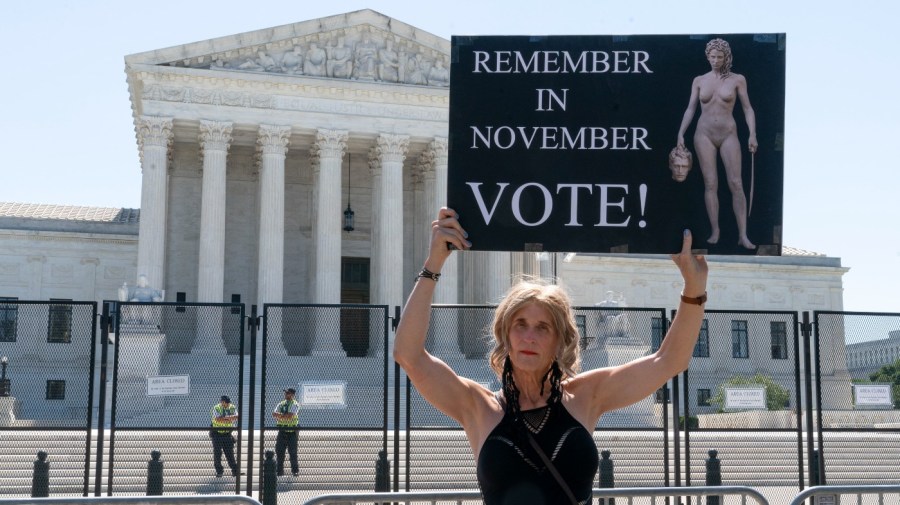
448, 34, 785, 255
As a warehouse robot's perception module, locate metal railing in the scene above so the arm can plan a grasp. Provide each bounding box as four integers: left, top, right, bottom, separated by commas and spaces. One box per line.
789, 485, 900, 505
300, 486, 770, 504
0, 496, 262, 505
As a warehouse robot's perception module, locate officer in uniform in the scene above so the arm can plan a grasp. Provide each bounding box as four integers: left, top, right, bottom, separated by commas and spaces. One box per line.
211, 395, 240, 477
272, 387, 300, 476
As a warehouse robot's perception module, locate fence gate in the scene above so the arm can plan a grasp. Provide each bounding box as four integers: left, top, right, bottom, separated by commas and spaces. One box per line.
260, 303, 390, 505
813, 310, 900, 489
678, 309, 803, 503
106, 301, 246, 496
0, 300, 97, 496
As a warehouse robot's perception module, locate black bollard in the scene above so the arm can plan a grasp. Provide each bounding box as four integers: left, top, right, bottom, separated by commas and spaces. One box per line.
262, 450, 277, 505
31, 451, 49, 498
147, 450, 163, 496
598, 449, 615, 505
375, 449, 391, 505
705, 449, 722, 505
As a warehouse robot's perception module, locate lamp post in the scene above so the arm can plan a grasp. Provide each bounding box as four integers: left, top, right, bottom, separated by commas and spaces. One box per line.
343, 154, 355, 232
0, 356, 9, 397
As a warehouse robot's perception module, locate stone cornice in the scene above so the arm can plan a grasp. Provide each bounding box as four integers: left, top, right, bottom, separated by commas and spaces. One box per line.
0, 229, 137, 245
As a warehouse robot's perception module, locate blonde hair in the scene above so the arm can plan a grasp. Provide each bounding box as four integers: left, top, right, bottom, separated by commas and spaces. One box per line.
705, 38, 733, 78
488, 278, 581, 380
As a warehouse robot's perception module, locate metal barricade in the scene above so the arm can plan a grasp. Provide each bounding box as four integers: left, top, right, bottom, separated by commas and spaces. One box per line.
300, 486, 770, 504
790, 485, 900, 505
0, 496, 261, 505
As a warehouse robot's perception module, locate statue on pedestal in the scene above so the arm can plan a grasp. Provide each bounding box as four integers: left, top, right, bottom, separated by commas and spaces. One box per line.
119, 274, 164, 326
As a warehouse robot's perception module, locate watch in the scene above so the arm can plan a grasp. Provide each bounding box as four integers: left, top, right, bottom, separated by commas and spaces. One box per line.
680, 292, 707, 305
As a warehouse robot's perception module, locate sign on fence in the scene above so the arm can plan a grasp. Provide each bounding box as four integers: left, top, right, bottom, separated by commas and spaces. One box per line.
448, 34, 785, 255
146, 375, 190, 396
853, 384, 893, 408
725, 387, 766, 410
300, 381, 347, 408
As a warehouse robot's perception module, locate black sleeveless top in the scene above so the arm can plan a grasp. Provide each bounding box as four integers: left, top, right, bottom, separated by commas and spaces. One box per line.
477, 399, 599, 505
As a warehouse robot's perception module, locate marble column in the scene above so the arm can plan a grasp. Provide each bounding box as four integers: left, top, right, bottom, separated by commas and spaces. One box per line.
136, 116, 173, 291
256, 124, 291, 307
256, 125, 290, 355
311, 129, 348, 304
425, 138, 458, 304
197, 120, 233, 303
195, 120, 232, 354
367, 149, 382, 306
310, 130, 347, 356
372, 134, 409, 310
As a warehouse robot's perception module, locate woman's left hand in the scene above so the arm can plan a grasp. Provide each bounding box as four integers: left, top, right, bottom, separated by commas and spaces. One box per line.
670, 229, 708, 297
748, 134, 758, 153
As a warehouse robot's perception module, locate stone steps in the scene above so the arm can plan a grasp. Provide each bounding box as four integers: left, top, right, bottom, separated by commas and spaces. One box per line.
2, 430, 900, 494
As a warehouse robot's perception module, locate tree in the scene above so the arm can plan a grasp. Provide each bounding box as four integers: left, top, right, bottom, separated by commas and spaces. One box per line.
867, 358, 900, 409
709, 374, 790, 413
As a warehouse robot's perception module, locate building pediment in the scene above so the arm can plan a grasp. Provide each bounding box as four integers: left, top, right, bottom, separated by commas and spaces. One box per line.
126, 9, 450, 88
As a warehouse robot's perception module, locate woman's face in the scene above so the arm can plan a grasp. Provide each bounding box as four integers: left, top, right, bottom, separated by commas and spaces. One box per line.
507, 302, 559, 374
707, 49, 725, 71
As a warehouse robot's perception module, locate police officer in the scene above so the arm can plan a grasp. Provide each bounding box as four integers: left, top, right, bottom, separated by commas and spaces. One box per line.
211, 395, 240, 477
272, 387, 300, 476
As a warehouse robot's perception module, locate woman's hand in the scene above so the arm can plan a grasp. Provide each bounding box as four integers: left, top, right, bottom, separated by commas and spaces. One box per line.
676, 135, 685, 149
425, 208, 470, 269
748, 134, 758, 153
670, 229, 708, 297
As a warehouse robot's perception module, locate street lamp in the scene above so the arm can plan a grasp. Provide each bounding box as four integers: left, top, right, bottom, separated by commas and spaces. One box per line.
0, 356, 9, 397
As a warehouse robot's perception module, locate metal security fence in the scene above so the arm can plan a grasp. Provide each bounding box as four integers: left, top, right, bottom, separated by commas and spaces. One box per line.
0, 300, 98, 496
107, 302, 246, 496
678, 310, 804, 491
258, 304, 390, 503
813, 311, 900, 488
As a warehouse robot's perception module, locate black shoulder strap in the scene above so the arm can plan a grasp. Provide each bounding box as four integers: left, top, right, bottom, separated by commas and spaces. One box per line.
524, 429, 579, 505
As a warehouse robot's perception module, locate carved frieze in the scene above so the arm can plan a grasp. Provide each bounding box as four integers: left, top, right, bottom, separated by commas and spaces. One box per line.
163, 27, 451, 88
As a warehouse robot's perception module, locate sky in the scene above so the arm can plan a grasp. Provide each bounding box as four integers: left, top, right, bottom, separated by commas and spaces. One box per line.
0, 0, 898, 313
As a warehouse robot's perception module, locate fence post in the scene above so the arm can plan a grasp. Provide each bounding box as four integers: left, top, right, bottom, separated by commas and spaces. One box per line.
262, 450, 277, 505
705, 449, 722, 505
31, 451, 49, 498
375, 449, 390, 491
598, 449, 615, 505
146, 450, 163, 496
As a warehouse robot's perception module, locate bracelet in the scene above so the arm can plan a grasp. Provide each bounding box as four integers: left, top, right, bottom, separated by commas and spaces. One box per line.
680, 292, 707, 305
416, 267, 441, 282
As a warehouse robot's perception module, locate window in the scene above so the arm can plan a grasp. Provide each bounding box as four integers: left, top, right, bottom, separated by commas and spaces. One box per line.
47, 299, 73, 343
732, 320, 749, 358
771, 321, 788, 359
651, 317, 665, 352
46, 380, 66, 400
693, 319, 709, 357
697, 388, 712, 407
0, 297, 17, 342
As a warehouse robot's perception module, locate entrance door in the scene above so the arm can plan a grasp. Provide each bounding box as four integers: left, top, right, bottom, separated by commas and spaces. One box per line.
340, 257, 370, 356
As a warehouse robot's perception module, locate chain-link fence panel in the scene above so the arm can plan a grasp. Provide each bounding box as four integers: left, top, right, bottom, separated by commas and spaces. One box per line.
108, 302, 245, 496
259, 304, 389, 504
0, 300, 97, 496
815, 311, 900, 486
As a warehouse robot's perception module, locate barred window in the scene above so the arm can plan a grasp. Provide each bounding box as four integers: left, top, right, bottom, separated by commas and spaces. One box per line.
771, 321, 788, 359
693, 319, 709, 357
46, 380, 66, 400
697, 388, 712, 407
732, 320, 749, 358
651, 317, 665, 352
48, 299, 73, 343
0, 297, 17, 342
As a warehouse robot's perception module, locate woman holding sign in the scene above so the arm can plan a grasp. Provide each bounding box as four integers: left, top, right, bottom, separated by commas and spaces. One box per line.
395, 208, 708, 504
677, 38, 757, 249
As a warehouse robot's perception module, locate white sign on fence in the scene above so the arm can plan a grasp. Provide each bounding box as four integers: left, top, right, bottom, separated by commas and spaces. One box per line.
300, 381, 346, 408
854, 384, 893, 408
724, 387, 766, 410
146, 375, 190, 396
